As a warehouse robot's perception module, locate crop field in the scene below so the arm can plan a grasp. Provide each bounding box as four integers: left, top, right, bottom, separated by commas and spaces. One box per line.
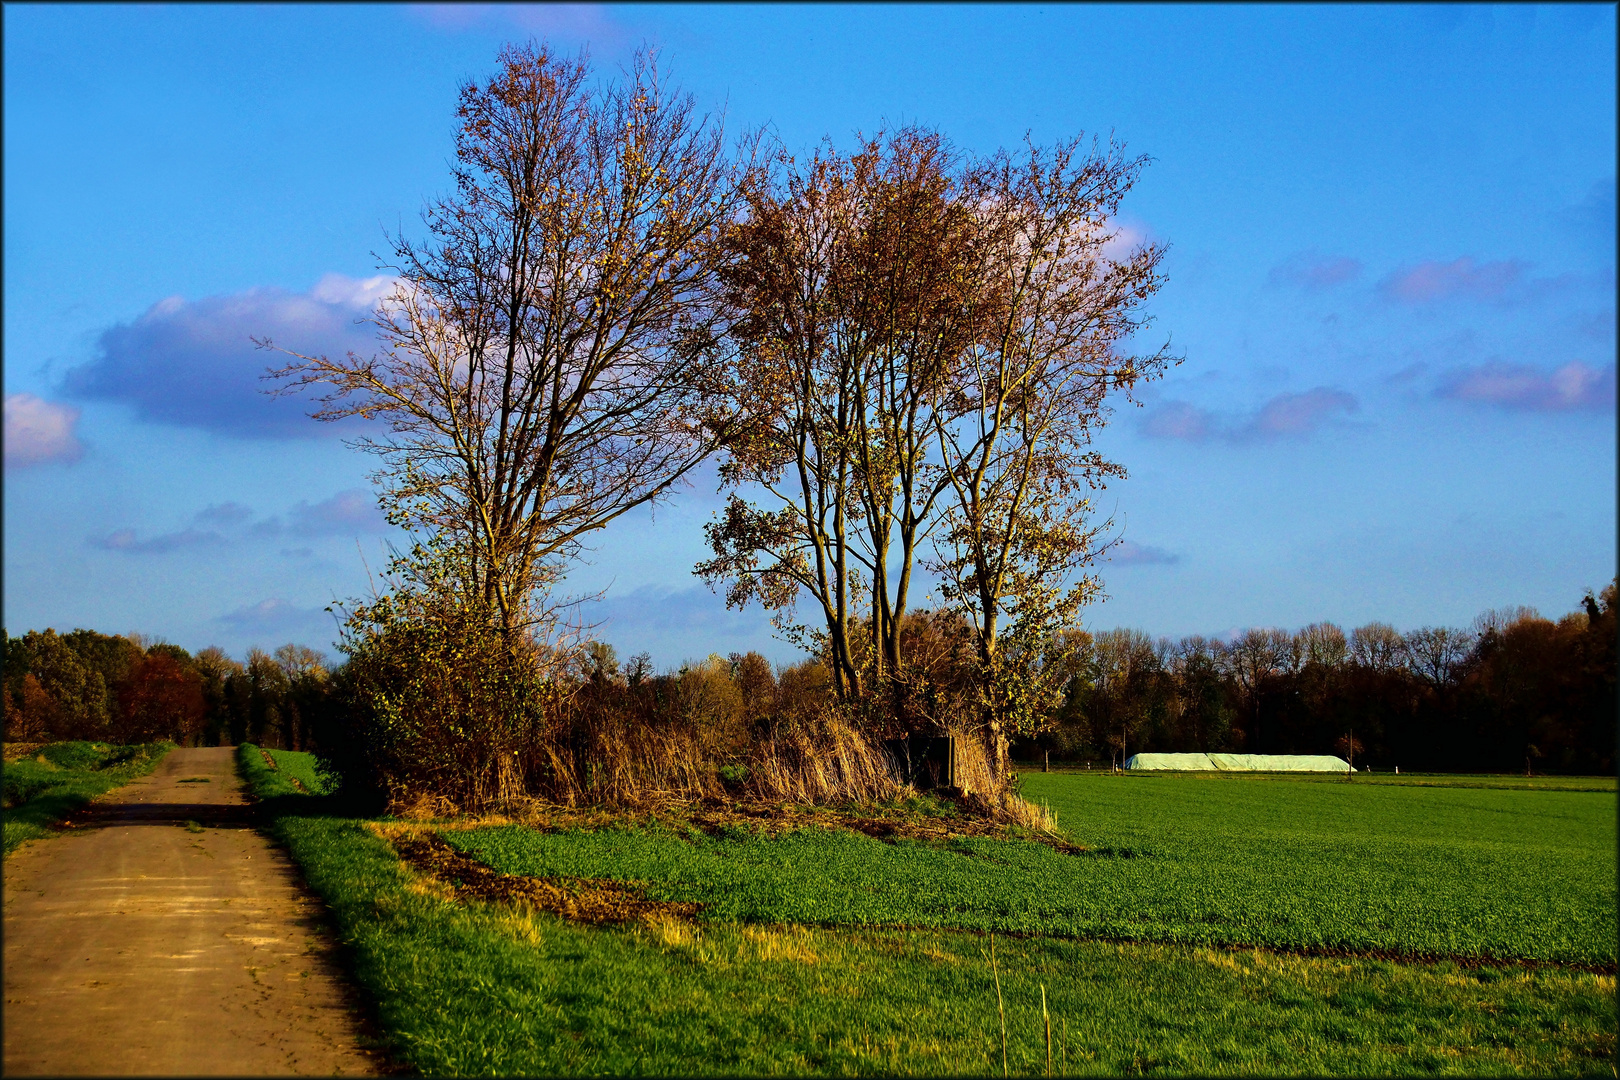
446, 770, 1616, 966
2, 741, 173, 855
1020, 770, 1617, 966
242, 755, 1618, 1075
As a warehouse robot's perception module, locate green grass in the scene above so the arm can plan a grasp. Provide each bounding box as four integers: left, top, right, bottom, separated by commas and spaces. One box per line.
236, 743, 332, 798
262, 745, 333, 794
2, 741, 174, 855
445, 770, 1616, 966
1023, 770, 1617, 965
239, 757, 1618, 1075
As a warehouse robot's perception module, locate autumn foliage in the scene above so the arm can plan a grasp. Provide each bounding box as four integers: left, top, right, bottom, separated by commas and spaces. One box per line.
114, 652, 205, 744
1026, 582, 1617, 776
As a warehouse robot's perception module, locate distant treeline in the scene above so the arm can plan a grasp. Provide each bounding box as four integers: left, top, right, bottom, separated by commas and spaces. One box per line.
1, 630, 331, 749
1020, 582, 1617, 776
3, 579, 1614, 777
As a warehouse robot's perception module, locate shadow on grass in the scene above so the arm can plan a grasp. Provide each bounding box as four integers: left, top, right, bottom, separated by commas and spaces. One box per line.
244, 791, 414, 1076
7, 791, 104, 833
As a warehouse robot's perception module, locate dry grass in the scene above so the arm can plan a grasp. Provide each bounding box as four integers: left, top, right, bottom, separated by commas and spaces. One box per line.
748, 711, 901, 805
641, 910, 701, 949
739, 923, 826, 964
632, 914, 830, 966
940, 730, 1064, 834
946, 726, 999, 798
545, 712, 724, 808
385, 705, 915, 817
2, 742, 49, 763
990, 791, 1061, 832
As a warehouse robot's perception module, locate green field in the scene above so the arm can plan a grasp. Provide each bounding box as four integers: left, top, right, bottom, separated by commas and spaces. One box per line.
242, 752, 1617, 1075
1022, 770, 1617, 966
2, 741, 173, 855
446, 769, 1615, 966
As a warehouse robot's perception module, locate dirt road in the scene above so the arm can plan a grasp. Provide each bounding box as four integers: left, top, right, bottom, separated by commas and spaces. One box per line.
3, 746, 382, 1076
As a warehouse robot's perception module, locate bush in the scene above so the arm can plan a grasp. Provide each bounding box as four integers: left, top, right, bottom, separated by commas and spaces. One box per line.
321, 593, 555, 813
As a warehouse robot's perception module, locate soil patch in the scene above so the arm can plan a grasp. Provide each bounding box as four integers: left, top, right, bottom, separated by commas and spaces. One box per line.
380, 826, 701, 925
430, 796, 1088, 855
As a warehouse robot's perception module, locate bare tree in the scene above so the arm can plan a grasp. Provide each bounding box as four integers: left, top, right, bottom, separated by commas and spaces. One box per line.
1471, 606, 1541, 637
1334, 731, 1364, 775
269, 43, 756, 641
1091, 628, 1160, 768
928, 137, 1172, 776
1296, 622, 1348, 669
273, 644, 328, 682
1222, 627, 1290, 751
1349, 622, 1406, 672
1403, 626, 1475, 691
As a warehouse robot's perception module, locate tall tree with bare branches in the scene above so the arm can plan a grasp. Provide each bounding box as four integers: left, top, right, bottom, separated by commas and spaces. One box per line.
697, 129, 984, 703
268, 42, 756, 642
929, 137, 1173, 776
700, 129, 1172, 775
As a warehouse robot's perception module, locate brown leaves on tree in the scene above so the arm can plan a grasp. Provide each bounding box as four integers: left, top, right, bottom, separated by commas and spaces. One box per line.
697, 126, 1175, 773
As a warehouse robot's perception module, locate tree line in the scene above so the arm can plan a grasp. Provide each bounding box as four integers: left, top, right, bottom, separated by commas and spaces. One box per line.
5, 577, 1610, 786
1022, 582, 1617, 776
1, 628, 332, 751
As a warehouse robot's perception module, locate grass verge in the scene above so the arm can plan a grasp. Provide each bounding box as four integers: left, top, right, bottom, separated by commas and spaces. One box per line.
240, 749, 1617, 1075
242, 742, 333, 795
2, 740, 174, 855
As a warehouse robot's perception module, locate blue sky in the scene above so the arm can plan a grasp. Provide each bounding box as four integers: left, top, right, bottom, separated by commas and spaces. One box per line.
4, 3, 1614, 667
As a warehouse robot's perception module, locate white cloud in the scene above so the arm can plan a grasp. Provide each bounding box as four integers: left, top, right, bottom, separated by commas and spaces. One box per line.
4, 394, 84, 468
1437, 361, 1615, 412
291, 489, 388, 534
1141, 388, 1359, 443
88, 527, 225, 555
1110, 541, 1180, 566
91, 488, 392, 556
1378, 257, 1528, 304
1250, 388, 1359, 436
195, 502, 256, 526
1268, 251, 1363, 290
62, 274, 389, 439
215, 598, 335, 642
309, 273, 397, 309
409, 3, 622, 40
252, 489, 390, 538
1141, 401, 1213, 441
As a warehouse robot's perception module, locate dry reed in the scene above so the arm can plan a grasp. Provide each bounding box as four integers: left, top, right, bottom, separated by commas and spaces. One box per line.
746, 710, 901, 804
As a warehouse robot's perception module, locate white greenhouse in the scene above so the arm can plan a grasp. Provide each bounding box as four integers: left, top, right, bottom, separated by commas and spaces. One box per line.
1123, 752, 1354, 772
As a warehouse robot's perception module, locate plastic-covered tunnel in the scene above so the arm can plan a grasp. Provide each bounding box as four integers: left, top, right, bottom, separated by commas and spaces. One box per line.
1123, 752, 1354, 772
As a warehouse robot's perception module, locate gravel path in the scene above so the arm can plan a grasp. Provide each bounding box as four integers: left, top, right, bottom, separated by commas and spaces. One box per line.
3, 746, 382, 1076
